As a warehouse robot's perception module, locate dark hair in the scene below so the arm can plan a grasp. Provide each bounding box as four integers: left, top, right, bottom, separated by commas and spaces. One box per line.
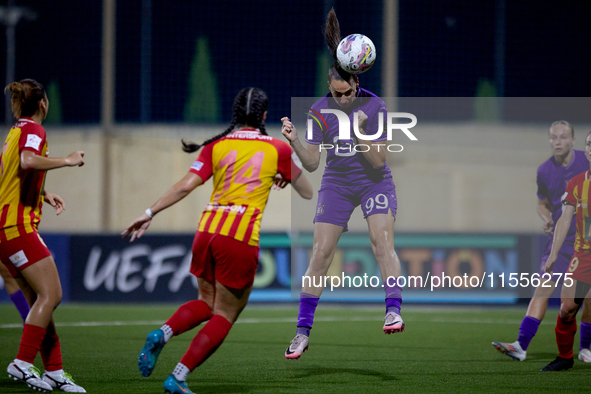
324, 8, 356, 84
4, 79, 46, 119
182, 87, 269, 153
550, 120, 574, 138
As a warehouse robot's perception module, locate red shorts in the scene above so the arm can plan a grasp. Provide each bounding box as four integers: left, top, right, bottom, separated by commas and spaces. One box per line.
568, 251, 591, 284
0, 231, 51, 278
191, 231, 259, 289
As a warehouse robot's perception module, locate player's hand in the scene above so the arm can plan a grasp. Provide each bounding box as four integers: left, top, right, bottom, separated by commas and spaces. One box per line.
542, 219, 554, 236
44, 191, 65, 215
357, 110, 368, 133
65, 151, 85, 167
543, 254, 557, 275
281, 117, 297, 144
273, 173, 288, 190
121, 213, 152, 242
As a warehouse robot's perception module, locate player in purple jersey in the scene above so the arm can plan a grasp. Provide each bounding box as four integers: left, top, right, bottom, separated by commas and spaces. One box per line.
492, 120, 591, 363
281, 8, 403, 360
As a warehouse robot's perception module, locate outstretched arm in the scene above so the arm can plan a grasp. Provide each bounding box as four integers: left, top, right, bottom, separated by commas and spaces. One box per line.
21, 150, 84, 171
281, 117, 321, 172
121, 171, 204, 241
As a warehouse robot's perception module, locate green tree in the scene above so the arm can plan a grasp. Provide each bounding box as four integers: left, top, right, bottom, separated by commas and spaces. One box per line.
315, 51, 332, 98
45, 80, 62, 124
184, 37, 220, 123
473, 78, 500, 122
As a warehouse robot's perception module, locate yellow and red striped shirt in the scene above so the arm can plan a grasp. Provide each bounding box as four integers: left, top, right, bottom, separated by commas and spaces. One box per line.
190, 128, 301, 247
0, 118, 48, 241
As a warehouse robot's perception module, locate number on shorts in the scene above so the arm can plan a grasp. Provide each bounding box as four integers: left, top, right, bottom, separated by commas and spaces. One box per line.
365, 193, 388, 214
568, 257, 579, 273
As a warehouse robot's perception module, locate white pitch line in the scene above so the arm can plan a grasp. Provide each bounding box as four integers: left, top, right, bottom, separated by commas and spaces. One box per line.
0, 316, 554, 329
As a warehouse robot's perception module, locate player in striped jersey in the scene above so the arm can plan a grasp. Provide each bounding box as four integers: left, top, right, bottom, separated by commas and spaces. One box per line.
2, 79, 86, 392
541, 130, 591, 371
122, 87, 312, 394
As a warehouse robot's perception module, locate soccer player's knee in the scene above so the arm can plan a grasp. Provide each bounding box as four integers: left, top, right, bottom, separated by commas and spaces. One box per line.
559, 303, 577, 320
312, 246, 335, 265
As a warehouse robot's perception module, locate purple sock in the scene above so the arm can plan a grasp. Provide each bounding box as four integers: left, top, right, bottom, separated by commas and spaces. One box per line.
384, 279, 402, 315
580, 322, 591, 350
296, 293, 319, 336
9, 290, 30, 322
517, 316, 540, 351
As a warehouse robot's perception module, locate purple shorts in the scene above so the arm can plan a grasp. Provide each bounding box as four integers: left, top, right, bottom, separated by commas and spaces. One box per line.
538, 239, 574, 283
314, 179, 397, 230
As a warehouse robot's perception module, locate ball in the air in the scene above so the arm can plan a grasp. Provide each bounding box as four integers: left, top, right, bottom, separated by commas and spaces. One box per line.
336, 34, 377, 74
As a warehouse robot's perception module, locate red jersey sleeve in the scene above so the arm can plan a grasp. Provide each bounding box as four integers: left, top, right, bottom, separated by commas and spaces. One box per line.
18, 122, 46, 155
563, 176, 578, 207
274, 139, 303, 182
189, 143, 214, 182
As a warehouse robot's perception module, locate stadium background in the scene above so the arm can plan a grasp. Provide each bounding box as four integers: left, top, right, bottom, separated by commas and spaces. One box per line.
0, 0, 590, 303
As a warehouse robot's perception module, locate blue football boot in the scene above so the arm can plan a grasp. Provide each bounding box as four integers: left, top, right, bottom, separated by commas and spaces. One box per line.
163, 374, 195, 394
138, 329, 166, 377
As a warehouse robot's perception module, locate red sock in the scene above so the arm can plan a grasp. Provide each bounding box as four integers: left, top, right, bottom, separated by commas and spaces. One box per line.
179, 315, 232, 370
165, 300, 213, 336
40, 325, 63, 372
16, 324, 46, 364
555, 314, 577, 359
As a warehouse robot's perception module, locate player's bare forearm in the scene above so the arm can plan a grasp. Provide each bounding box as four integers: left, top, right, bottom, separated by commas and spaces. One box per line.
20, 150, 84, 171
292, 172, 314, 200
281, 117, 320, 172
292, 138, 320, 172
149, 172, 204, 215
537, 199, 553, 223
548, 205, 575, 258
360, 141, 386, 169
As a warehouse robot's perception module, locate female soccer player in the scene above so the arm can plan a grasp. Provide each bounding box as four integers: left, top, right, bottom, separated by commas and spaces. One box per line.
2, 79, 86, 392
282, 8, 404, 360
122, 87, 313, 394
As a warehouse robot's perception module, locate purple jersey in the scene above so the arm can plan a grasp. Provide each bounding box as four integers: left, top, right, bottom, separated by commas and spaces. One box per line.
305, 88, 392, 186
537, 149, 588, 246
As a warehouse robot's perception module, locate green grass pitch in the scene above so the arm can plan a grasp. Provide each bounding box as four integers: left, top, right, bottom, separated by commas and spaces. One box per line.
0, 303, 589, 393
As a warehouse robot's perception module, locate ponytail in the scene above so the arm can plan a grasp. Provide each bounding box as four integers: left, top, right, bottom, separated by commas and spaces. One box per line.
324, 7, 341, 59
324, 8, 355, 84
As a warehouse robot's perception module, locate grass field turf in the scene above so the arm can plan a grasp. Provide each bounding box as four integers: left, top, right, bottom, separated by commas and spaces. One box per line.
0, 303, 589, 393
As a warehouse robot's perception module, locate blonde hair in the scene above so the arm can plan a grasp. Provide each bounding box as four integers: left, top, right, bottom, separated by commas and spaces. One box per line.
550, 120, 574, 137
4, 79, 46, 119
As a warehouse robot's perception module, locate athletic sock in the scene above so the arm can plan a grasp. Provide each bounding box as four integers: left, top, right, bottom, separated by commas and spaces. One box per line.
9, 290, 30, 322
296, 293, 319, 336
16, 324, 46, 364
179, 315, 232, 371
164, 300, 213, 339
580, 321, 591, 350
555, 314, 577, 359
172, 363, 190, 382
40, 325, 62, 372
517, 316, 540, 351
384, 279, 402, 315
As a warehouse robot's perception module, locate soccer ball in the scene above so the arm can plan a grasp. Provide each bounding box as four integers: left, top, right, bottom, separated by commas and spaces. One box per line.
336, 34, 377, 74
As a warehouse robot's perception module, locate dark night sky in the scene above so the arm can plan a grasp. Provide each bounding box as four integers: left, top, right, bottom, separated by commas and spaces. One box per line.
1, 0, 590, 123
